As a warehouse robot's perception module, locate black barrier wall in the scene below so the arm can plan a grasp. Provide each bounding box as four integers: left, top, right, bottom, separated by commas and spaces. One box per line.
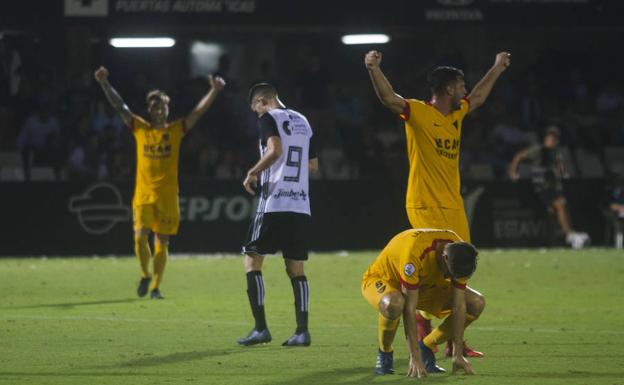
0, 179, 608, 256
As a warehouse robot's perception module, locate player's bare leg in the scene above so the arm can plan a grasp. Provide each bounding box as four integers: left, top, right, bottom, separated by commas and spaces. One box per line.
282, 259, 311, 346
134, 227, 152, 297
150, 233, 169, 299
238, 252, 272, 346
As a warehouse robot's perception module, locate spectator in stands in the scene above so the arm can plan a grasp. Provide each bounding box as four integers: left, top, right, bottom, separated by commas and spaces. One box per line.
605, 173, 624, 248
16, 103, 61, 180
509, 125, 590, 248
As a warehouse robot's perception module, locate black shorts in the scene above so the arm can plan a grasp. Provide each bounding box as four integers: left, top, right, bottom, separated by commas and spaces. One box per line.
535, 185, 564, 207
242, 212, 310, 261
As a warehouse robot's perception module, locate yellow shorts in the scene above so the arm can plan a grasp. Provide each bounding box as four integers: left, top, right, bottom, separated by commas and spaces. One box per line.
133, 196, 180, 235
361, 276, 453, 319
406, 207, 470, 242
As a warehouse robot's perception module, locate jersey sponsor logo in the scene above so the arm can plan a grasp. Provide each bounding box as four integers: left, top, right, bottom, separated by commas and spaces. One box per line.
404, 263, 416, 277
273, 188, 308, 201
68, 183, 130, 235
434, 137, 460, 159
143, 143, 172, 158
375, 280, 387, 294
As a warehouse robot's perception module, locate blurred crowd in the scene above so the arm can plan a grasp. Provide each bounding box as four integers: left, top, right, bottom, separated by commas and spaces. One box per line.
1, 36, 623, 183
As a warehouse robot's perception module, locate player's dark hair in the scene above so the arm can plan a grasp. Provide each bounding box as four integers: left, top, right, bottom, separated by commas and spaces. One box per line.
446, 242, 478, 279
428, 66, 465, 95
248, 83, 278, 104
146, 89, 170, 105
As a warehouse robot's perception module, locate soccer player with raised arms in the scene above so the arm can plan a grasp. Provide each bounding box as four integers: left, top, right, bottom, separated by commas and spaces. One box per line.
364, 50, 510, 358
94, 66, 225, 299
362, 229, 484, 376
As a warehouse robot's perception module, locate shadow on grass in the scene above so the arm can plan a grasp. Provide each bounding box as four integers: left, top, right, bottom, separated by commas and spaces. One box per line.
3, 298, 140, 310
119, 349, 238, 367
263, 358, 452, 385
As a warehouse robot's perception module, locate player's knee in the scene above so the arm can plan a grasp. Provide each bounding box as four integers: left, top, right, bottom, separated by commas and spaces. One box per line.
379, 292, 404, 320
469, 293, 486, 318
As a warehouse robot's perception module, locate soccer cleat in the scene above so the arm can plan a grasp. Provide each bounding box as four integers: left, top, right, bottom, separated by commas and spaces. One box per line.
445, 340, 484, 358
237, 329, 272, 346
150, 289, 164, 299
419, 341, 446, 373
374, 349, 395, 375
282, 330, 311, 347
137, 276, 151, 297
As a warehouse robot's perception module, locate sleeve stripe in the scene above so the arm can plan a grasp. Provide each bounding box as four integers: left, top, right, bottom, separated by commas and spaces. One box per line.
399, 101, 410, 121
400, 277, 419, 290
452, 280, 467, 289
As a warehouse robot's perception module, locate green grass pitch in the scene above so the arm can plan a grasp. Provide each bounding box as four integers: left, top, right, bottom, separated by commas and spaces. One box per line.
1, 249, 623, 385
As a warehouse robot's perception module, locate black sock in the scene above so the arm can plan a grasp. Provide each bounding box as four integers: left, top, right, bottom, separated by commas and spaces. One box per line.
246, 271, 267, 331
291, 275, 309, 334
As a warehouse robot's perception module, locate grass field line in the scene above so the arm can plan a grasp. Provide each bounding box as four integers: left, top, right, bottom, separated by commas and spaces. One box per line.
2, 314, 624, 336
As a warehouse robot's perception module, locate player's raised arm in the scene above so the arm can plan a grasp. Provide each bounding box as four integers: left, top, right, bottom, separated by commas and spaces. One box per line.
401, 287, 428, 378
466, 52, 511, 112
185, 75, 226, 131
364, 51, 406, 115
508, 147, 529, 181
94, 66, 134, 128
449, 286, 475, 375
243, 136, 283, 195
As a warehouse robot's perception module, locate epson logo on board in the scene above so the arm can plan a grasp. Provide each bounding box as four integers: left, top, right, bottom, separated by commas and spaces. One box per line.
180, 196, 258, 222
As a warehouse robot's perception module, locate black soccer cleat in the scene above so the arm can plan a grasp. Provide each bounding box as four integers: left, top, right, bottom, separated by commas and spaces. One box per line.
419, 340, 446, 373
137, 276, 152, 297
281, 330, 311, 347
374, 349, 395, 375
237, 329, 272, 346
150, 289, 164, 299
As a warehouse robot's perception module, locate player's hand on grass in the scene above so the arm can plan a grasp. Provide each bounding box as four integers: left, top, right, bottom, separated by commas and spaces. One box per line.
365, 51, 382, 70
94, 66, 109, 83
495, 52, 511, 70
209, 75, 226, 92
243, 171, 258, 195
407, 355, 427, 378
452, 355, 475, 375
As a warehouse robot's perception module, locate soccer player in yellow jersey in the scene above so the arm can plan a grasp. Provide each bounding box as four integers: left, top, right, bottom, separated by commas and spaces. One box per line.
365, 50, 510, 357
94, 66, 225, 299
362, 229, 484, 376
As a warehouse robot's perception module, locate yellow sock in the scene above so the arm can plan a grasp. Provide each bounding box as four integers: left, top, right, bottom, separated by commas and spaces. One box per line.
134, 234, 151, 278
378, 314, 400, 352
423, 313, 477, 349
152, 241, 168, 290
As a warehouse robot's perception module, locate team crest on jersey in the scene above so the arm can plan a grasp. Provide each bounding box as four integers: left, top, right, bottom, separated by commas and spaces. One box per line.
282, 121, 292, 135
404, 263, 416, 277
375, 281, 387, 294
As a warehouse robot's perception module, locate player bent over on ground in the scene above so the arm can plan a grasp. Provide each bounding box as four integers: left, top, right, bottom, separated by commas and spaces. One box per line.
361, 229, 484, 377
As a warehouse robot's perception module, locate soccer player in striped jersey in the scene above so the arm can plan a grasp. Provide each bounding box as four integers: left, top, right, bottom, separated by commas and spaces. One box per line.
237, 83, 318, 347
365, 50, 510, 358
361, 229, 484, 376
94, 66, 225, 299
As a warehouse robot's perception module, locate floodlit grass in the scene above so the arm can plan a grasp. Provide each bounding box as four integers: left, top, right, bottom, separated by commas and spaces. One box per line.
1, 249, 623, 385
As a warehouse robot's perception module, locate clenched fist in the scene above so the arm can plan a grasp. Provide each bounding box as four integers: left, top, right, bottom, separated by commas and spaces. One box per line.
94, 66, 109, 83
365, 50, 382, 70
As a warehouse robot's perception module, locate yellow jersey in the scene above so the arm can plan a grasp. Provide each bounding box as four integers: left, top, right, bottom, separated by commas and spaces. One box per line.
400, 98, 470, 209
363, 228, 467, 291
131, 116, 185, 206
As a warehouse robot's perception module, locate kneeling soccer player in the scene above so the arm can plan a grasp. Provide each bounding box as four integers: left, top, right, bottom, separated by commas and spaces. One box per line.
361, 228, 485, 377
